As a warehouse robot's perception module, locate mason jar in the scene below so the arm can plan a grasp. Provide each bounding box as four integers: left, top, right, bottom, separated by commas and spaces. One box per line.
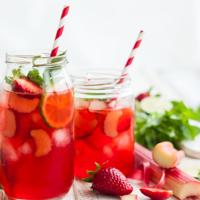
0, 51, 74, 199
72, 70, 134, 179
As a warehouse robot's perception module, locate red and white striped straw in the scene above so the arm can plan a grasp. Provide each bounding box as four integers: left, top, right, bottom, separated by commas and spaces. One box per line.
118, 30, 144, 84
50, 5, 70, 57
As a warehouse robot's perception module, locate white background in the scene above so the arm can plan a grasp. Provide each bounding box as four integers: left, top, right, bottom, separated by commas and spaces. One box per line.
0, 0, 200, 104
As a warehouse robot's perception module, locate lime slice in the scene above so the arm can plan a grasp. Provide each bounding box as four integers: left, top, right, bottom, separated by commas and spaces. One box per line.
140, 96, 172, 114
41, 90, 73, 128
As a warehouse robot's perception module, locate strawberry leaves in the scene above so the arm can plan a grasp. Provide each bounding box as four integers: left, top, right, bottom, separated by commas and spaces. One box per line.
83, 162, 101, 182
27, 69, 43, 87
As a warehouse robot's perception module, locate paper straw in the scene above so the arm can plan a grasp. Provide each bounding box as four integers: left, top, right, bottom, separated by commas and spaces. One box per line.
50, 5, 70, 57
118, 30, 144, 84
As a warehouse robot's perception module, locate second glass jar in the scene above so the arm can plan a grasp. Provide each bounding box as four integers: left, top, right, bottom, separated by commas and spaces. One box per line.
72, 71, 135, 178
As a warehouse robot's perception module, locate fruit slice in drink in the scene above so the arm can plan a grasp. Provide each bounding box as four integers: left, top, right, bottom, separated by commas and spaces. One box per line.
0, 109, 16, 137
31, 129, 52, 157
41, 90, 73, 128
8, 93, 39, 113
74, 109, 98, 139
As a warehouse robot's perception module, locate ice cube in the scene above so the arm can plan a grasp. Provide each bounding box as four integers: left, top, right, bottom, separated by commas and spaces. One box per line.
115, 97, 131, 109
89, 100, 107, 111
19, 142, 32, 155
52, 128, 71, 147
3, 142, 18, 161
103, 145, 114, 158
0, 91, 9, 108
75, 98, 90, 109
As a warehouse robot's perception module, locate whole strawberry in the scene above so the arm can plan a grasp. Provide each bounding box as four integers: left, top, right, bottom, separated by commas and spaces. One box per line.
91, 167, 133, 196
135, 87, 154, 102
135, 92, 150, 102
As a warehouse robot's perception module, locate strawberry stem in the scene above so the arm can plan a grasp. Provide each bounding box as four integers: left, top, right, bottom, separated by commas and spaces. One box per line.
82, 162, 102, 182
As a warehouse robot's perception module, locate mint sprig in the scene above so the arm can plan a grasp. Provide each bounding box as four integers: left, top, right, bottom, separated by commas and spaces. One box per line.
135, 98, 200, 149
5, 67, 24, 85
5, 67, 43, 87
27, 69, 43, 87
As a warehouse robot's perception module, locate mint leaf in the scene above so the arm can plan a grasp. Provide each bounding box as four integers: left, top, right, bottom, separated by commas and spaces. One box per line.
27, 69, 43, 86
135, 99, 200, 149
5, 67, 24, 85
5, 76, 13, 84
12, 68, 24, 78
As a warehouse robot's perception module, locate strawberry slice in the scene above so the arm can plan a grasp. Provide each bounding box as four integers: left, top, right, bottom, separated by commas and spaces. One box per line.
12, 78, 43, 95
86, 127, 113, 149
0, 109, 16, 137
140, 187, 173, 200
31, 129, 52, 157
8, 93, 39, 113
74, 110, 98, 139
117, 108, 133, 133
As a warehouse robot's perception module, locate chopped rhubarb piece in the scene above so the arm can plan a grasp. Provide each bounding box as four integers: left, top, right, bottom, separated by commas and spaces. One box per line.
152, 142, 184, 169
140, 187, 173, 200
141, 161, 166, 188
104, 110, 122, 137
31, 129, 52, 157
0, 109, 16, 137
142, 161, 151, 187
9, 93, 39, 113
135, 143, 200, 200
130, 169, 143, 180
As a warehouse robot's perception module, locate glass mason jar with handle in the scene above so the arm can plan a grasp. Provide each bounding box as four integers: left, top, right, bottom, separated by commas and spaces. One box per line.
72, 70, 135, 179
0, 51, 74, 199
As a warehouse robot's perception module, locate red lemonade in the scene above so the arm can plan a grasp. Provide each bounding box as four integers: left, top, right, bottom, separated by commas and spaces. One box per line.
74, 99, 134, 179
0, 52, 74, 199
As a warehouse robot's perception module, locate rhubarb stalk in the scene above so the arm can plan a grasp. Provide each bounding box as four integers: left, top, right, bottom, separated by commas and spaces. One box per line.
135, 143, 200, 200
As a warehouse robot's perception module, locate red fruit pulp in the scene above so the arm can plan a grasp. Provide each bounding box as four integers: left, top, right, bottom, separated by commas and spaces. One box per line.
0, 90, 74, 199
74, 106, 134, 179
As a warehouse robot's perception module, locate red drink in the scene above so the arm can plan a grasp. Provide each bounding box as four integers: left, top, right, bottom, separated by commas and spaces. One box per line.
73, 72, 134, 179
0, 52, 74, 199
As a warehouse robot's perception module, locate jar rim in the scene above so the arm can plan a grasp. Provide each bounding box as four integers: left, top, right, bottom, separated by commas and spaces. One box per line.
6, 50, 67, 67
71, 70, 133, 99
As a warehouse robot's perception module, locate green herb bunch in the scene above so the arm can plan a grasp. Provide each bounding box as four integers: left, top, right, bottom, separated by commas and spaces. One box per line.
135, 93, 200, 149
